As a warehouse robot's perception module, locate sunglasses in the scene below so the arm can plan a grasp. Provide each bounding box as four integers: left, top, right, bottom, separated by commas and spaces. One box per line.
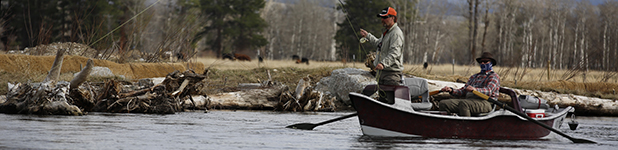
479, 60, 491, 63
381, 15, 392, 19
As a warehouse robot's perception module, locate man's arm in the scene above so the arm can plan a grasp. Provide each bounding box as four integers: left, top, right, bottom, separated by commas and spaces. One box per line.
379, 35, 403, 69
452, 75, 475, 96
360, 29, 380, 46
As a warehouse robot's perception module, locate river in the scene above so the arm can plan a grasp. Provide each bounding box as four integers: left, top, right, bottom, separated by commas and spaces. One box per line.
0, 111, 616, 150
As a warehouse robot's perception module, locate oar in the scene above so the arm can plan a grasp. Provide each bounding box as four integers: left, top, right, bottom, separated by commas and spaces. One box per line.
287, 90, 443, 130
417, 90, 442, 99
286, 113, 358, 130
472, 90, 596, 144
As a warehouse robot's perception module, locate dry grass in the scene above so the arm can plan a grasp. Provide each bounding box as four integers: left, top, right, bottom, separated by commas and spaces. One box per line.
199, 67, 342, 95
196, 57, 617, 99
405, 64, 618, 100
195, 57, 363, 94
0, 54, 204, 95
195, 57, 364, 70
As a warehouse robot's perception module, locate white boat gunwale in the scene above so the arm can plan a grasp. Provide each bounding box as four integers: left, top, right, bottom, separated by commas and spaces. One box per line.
350, 92, 573, 122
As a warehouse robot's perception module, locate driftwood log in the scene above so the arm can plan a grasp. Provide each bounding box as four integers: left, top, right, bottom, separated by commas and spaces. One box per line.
43, 49, 66, 83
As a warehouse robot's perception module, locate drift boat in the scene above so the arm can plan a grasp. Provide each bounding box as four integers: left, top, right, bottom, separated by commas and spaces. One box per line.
349, 78, 573, 140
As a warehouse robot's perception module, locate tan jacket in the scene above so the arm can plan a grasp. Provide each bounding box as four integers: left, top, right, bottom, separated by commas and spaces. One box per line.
366, 23, 404, 72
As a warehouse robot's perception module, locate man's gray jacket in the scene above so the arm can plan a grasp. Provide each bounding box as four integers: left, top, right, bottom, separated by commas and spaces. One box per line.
366, 23, 404, 72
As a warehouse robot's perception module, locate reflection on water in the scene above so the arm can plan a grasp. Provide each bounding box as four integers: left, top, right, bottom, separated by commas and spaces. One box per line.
0, 111, 616, 149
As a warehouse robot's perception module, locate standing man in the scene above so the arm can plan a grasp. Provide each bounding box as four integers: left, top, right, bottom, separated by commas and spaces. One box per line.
360, 7, 404, 86
439, 52, 500, 117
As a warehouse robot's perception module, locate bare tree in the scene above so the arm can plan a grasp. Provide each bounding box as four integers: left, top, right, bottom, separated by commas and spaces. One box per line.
261, 0, 339, 61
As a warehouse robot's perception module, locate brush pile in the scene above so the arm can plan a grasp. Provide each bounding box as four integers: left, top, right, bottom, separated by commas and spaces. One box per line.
91, 70, 206, 114
275, 76, 339, 112
0, 49, 207, 115
0, 81, 83, 115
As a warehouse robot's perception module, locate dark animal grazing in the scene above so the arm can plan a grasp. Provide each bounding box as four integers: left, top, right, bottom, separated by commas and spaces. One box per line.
258, 56, 263, 62
222, 53, 235, 60
1, 36, 8, 51
296, 57, 309, 65
234, 53, 251, 61
423, 62, 428, 69
292, 55, 300, 60
175, 52, 188, 61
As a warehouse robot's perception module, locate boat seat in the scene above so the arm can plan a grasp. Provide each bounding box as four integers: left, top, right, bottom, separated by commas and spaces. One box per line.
499, 87, 523, 113
361, 85, 409, 104
402, 78, 433, 111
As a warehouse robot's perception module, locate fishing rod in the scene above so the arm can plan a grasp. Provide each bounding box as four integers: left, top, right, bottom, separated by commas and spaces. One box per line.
337, 0, 388, 105
337, 0, 368, 52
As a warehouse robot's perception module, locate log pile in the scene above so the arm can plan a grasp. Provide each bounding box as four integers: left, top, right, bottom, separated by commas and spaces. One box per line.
91, 70, 206, 114
0, 49, 207, 115
0, 81, 83, 115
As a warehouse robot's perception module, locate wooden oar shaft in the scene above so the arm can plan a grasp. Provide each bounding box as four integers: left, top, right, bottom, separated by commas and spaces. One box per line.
315, 113, 358, 126
472, 90, 595, 143
429, 90, 441, 96
417, 90, 441, 99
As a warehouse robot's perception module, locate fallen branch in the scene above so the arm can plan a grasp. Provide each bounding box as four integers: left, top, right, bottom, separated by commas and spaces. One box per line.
70, 59, 93, 90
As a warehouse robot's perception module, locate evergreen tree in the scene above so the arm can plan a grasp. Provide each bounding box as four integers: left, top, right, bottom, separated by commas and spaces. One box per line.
6, 0, 59, 48
4, 0, 123, 51
334, 0, 390, 62
192, 0, 268, 58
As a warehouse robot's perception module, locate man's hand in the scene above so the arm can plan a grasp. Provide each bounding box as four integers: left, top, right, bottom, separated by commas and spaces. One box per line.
441, 86, 452, 92
465, 86, 476, 92
375, 63, 384, 70
360, 29, 368, 37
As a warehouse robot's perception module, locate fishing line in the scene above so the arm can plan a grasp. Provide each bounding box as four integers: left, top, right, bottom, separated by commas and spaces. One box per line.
88, 0, 162, 47
337, 0, 368, 53
337, 0, 386, 100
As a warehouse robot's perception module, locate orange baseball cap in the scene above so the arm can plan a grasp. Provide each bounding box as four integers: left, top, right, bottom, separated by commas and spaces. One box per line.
377, 7, 397, 17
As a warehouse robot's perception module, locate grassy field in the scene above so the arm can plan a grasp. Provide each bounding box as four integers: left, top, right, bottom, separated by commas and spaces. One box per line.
412, 63, 618, 99
1, 55, 617, 100
195, 57, 618, 99
194, 57, 363, 70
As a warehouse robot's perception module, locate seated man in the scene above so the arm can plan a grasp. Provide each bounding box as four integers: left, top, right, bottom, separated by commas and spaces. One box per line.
439, 52, 500, 116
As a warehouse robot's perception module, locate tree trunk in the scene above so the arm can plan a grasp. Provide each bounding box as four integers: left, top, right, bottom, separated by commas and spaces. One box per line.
472, 0, 479, 59
468, 0, 474, 63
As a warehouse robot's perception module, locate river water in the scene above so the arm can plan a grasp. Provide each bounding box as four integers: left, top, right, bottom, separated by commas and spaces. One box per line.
1, 110, 616, 150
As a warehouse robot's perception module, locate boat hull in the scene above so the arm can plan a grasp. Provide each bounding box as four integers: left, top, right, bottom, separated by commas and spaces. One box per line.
349, 92, 570, 140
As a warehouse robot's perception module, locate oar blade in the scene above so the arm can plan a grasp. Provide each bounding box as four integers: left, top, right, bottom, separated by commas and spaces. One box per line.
286, 123, 317, 130
571, 138, 597, 144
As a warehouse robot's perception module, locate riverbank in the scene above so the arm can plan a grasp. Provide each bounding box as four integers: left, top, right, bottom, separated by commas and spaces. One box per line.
1, 54, 618, 115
